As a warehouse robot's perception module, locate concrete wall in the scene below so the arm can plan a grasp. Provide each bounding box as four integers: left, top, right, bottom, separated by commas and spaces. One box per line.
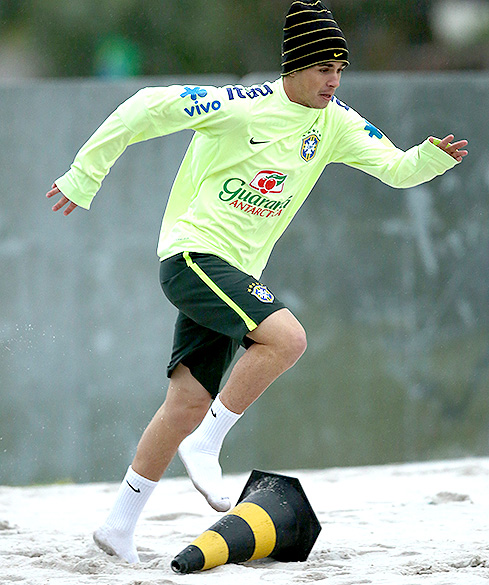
1, 72, 488, 484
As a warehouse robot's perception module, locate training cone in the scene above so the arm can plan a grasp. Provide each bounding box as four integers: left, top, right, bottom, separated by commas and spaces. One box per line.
171, 469, 321, 574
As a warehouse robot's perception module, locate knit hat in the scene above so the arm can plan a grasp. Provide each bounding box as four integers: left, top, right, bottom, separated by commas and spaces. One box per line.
281, 0, 349, 75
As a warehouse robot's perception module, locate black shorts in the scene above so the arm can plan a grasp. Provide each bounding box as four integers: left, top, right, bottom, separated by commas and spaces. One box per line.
160, 252, 286, 397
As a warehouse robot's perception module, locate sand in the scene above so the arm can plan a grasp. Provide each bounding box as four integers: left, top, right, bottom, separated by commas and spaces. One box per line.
1, 457, 489, 584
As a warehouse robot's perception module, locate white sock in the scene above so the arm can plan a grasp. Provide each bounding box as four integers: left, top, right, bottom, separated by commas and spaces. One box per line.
93, 466, 157, 564
178, 395, 242, 512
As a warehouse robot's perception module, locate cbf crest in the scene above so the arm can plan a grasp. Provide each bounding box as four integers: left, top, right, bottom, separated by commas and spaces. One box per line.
300, 129, 321, 162
248, 282, 275, 303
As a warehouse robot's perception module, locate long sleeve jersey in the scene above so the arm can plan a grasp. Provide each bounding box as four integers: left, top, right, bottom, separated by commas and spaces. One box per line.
56, 77, 458, 279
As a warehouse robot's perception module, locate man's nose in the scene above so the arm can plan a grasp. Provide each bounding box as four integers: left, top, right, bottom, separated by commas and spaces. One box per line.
328, 74, 341, 88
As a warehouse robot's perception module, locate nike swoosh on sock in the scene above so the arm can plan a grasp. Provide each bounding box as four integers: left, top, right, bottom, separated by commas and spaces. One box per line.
126, 480, 141, 493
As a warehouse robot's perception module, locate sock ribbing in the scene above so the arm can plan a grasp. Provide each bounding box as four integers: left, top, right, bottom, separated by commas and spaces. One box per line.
104, 466, 158, 534
94, 466, 157, 563
189, 395, 242, 454
177, 394, 242, 512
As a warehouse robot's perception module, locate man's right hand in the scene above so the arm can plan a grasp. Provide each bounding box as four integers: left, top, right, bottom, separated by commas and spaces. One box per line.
46, 183, 78, 216
429, 135, 468, 163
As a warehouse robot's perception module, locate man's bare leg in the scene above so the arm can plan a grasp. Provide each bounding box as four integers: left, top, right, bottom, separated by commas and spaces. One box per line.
178, 308, 307, 510
132, 364, 212, 480
93, 364, 211, 563
220, 308, 307, 412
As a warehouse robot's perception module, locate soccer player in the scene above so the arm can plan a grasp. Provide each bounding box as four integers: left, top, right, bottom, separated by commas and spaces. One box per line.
46, 0, 468, 564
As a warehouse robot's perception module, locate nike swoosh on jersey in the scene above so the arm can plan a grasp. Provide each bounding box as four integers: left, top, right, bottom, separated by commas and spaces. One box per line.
250, 137, 270, 145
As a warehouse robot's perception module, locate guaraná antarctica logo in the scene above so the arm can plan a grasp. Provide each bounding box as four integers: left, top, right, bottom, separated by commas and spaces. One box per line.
218, 172, 291, 219
250, 170, 287, 195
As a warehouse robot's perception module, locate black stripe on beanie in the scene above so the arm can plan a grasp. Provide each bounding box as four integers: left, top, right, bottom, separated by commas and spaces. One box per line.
281, 0, 349, 75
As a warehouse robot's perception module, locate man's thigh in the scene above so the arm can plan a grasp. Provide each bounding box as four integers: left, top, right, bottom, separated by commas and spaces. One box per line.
160, 252, 286, 341
159, 252, 288, 397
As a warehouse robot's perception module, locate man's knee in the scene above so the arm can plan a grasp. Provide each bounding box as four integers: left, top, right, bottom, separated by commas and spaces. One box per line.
289, 320, 307, 361
279, 318, 307, 370
248, 308, 307, 366
165, 364, 212, 433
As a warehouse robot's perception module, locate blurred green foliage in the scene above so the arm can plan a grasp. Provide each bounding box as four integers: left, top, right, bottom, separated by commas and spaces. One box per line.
0, 0, 488, 77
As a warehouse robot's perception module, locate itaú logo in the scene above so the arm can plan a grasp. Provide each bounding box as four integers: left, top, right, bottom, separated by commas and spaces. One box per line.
249, 170, 287, 195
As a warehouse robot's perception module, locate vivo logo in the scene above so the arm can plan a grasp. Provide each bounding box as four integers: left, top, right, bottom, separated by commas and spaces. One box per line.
179, 86, 221, 117
184, 101, 222, 117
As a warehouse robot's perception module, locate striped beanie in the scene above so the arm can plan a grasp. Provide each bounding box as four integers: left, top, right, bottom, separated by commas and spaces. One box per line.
281, 0, 349, 75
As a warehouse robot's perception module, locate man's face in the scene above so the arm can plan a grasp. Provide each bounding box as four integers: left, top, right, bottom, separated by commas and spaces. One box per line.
284, 62, 346, 109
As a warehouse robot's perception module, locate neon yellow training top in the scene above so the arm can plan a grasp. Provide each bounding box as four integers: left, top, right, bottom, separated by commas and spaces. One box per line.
56, 78, 458, 278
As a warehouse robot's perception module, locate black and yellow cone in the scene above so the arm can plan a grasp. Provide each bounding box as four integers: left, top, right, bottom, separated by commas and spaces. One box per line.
171, 470, 321, 574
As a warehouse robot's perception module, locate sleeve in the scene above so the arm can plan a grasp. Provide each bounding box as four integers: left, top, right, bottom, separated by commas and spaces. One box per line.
331, 104, 459, 189
55, 84, 245, 209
